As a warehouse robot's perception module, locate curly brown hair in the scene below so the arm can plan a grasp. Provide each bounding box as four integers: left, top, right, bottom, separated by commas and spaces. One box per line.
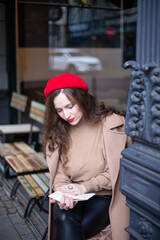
43, 88, 124, 167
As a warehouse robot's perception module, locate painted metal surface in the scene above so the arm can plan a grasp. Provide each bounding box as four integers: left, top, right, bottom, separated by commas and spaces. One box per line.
120, 0, 160, 239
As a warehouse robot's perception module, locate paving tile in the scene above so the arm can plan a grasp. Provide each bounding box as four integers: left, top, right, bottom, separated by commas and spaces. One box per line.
0, 172, 47, 240
5, 199, 13, 204
21, 233, 37, 240
0, 215, 21, 240
8, 207, 17, 214
0, 206, 7, 215
0, 200, 4, 207
9, 213, 22, 224
14, 222, 31, 235
0, 195, 10, 201
5, 200, 14, 209
0, 191, 4, 197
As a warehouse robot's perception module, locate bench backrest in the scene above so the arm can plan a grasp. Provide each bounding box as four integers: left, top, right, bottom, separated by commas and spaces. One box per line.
29, 100, 45, 127
25, 100, 45, 149
10, 92, 28, 112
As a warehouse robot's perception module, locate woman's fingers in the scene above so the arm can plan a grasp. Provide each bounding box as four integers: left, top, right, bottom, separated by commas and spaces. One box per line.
50, 199, 56, 204
63, 196, 74, 209
57, 185, 72, 194
58, 195, 75, 210
58, 195, 65, 209
57, 184, 86, 195
55, 184, 87, 210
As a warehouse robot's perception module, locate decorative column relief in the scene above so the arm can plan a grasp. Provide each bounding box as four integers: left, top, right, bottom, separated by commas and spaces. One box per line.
120, 1, 160, 239
124, 61, 160, 147
121, 61, 160, 240
138, 217, 152, 239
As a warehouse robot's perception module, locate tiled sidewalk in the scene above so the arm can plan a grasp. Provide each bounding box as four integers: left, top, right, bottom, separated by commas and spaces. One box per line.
0, 174, 40, 240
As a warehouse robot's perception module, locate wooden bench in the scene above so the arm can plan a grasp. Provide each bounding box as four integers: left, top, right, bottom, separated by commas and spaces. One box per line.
0, 99, 50, 236
29, 100, 45, 125
0, 100, 46, 178
11, 171, 50, 240
0, 92, 40, 144
14, 172, 50, 218
28, 100, 45, 148
0, 142, 48, 178
10, 91, 27, 112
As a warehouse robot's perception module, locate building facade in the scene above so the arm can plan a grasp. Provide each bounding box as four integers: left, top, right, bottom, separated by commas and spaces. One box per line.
0, 0, 136, 123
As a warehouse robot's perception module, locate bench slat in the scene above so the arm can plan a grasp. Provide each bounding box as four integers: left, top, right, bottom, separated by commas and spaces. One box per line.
9, 155, 28, 172
29, 153, 48, 170
0, 124, 40, 134
5, 155, 27, 173
0, 143, 22, 156
14, 142, 35, 154
19, 153, 45, 172
10, 97, 26, 110
31, 101, 45, 112
0, 142, 36, 156
10, 103, 26, 112
29, 113, 44, 124
10, 143, 24, 154
16, 154, 39, 172
30, 107, 44, 118
24, 175, 45, 197
0, 144, 14, 157
31, 174, 49, 193
37, 152, 47, 165
18, 176, 37, 198
44, 172, 50, 180
38, 173, 50, 188
29, 100, 45, 124
12, 92, 27, 102
10, 92, 27, 112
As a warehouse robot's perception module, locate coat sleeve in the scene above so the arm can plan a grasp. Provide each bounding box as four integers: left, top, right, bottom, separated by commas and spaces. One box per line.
79, 161, 112, 193
45, 142, 59, 191
53, 160, 71, 190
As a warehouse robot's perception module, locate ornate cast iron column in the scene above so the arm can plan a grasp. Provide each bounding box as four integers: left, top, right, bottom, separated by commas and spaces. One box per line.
120, 0, 160, 239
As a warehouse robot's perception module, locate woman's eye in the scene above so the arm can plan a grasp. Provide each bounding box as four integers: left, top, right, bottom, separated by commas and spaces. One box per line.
56, 109, 62, 113
68, 104, 74, 109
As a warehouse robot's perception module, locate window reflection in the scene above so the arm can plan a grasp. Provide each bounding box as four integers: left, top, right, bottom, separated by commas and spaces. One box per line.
18, 1, 136, 111
49, 48, 102, 73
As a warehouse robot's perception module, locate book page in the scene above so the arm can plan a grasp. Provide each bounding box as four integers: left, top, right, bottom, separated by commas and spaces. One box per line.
49, 191, 95, 202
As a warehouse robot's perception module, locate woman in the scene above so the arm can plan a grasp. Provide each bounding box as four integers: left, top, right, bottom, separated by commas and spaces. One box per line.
43, 73, 132, 240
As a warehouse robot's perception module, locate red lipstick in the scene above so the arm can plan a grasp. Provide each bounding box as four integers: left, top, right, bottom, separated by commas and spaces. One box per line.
67, 118, 75, 123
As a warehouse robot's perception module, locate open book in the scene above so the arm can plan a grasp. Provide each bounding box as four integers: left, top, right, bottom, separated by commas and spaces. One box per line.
49, 191, 95, 202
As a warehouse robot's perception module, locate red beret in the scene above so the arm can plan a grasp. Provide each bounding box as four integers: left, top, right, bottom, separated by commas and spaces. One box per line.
44, 73, 89, 98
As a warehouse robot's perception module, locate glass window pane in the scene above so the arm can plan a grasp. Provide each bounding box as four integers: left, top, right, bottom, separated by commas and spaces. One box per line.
18, 1, 137, 111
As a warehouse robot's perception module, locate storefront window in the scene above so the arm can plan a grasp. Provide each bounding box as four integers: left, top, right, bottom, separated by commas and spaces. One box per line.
17, 0, 137, 111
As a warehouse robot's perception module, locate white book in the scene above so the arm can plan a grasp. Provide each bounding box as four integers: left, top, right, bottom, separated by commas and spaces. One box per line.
49, 191, 95, 202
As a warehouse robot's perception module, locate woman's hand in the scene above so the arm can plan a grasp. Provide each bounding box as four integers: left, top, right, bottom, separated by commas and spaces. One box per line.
57, 184, 86, 195
57, 184, 86, 210
57, 194, 78, 210
50, 198, 56, 204
49, 195, 77, 210
49, 184, 87, 210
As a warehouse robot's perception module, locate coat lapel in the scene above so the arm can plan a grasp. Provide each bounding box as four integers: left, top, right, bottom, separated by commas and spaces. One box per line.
46, 147, 59, 188
102, 113, 127, 189
46, 146, 59, 240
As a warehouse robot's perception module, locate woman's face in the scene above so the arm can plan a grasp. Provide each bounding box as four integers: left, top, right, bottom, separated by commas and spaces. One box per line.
53, 91, 83, 126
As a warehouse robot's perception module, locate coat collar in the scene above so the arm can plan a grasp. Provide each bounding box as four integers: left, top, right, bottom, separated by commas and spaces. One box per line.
102, 113, 124, 130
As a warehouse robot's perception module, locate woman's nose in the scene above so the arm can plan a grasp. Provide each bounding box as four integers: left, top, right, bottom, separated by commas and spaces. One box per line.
63, 109, 70, 119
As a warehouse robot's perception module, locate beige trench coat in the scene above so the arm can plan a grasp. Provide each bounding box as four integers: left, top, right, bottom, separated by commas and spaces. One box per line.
46, 113, 132, 240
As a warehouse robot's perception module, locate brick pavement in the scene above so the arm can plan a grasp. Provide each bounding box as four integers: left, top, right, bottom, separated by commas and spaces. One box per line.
0, 174, 40, 240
